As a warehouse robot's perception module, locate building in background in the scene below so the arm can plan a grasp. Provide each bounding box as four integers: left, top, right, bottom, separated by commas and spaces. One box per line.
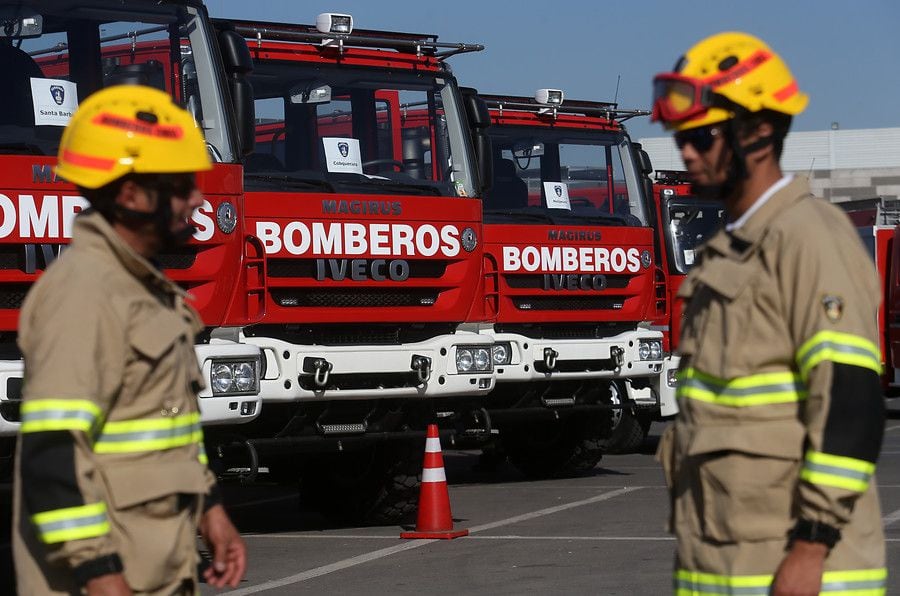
640, 126, 900, 202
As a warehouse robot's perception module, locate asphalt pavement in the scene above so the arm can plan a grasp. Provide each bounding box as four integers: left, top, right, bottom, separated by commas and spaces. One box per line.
0, 413, 898, 595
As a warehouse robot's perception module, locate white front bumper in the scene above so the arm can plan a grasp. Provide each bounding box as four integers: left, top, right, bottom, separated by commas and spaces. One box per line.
0, 360, 23, 436
483, 329, 665, 383
0, 340, 263, 436
656, 355, 680, 417
243, 331, 495, 402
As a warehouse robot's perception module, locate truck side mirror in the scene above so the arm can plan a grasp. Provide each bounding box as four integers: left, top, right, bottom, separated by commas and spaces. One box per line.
459, 87, 493, 195
218, 29, 256, 156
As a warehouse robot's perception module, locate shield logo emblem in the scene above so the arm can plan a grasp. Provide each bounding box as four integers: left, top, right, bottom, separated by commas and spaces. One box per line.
338, 142, 349, 158
554, 185, 563, 197
50, 85, 65, 105
822, 295, 843, 322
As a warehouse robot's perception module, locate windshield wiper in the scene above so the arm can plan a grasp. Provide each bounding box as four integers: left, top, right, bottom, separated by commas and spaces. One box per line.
244, 173, 335, 193
0, 142, 45, 155
552, 212, 630, 226
337, 177, 444, 196
483, 209, 557, 224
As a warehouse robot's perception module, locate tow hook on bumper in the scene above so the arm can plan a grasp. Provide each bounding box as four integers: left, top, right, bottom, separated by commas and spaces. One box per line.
410, 354, 432, 384
610, 346, 625, 371
543, 347, 559, 371
303, 357, 334, 388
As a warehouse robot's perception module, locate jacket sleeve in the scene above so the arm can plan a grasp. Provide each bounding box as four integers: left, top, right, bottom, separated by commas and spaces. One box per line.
777, 211, 885, 529
18, 281, 126, 572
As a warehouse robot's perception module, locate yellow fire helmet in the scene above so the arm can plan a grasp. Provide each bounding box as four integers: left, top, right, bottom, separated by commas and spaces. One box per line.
651, 31, 808, 131
56, 85, 211, 189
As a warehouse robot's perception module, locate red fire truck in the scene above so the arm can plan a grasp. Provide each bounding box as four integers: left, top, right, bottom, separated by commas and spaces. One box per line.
0, 0, 263, 475
214, 15, 495, 522
643, 169, 724, 427
840, 197, 900, 398
469, 90, 665, 476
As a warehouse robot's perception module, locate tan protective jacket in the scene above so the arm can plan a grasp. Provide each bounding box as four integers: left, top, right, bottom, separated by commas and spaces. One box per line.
658, 177, 887, 595
13, 211, 218, 595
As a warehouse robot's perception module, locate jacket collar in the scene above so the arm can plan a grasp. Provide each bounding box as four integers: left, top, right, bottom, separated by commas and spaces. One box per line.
71, 210, 187, 298
704, 176, 813, 261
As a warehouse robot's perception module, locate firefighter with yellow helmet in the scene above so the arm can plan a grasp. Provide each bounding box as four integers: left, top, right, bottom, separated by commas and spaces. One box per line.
652, 33, 887, 594
13, 85, 246, 594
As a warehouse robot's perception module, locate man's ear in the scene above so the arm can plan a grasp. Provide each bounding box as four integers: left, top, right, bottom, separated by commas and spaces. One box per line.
114, 179, 155, 211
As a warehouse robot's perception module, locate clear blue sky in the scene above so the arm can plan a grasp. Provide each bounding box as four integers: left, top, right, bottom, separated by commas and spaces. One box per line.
206, 0, 899, 141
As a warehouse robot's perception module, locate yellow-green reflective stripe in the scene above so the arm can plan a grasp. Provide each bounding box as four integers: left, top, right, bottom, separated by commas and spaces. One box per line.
198, 442, 208, 465
31, 502, 109, 544
821, 568, 887, 594
94, 413, 202, 454
801, 451, 875, 492
20, 399, 102, 433
674, 569, 771, 595
676, 368, 806, 407
796, 330, 881, 379
674, 568, 887, 595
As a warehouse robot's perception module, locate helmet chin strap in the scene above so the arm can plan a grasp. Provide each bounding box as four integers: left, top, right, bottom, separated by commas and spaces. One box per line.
692, 119, 776, 202
113, 194, 195, 251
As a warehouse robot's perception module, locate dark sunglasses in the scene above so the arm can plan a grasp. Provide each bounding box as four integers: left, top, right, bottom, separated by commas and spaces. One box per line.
135, 173, 198, 199
673, 126, 722, 153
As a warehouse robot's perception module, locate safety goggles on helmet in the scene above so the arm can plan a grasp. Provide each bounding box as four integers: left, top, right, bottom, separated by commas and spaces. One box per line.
651, 73, 717, 124
673, 125, 722, 153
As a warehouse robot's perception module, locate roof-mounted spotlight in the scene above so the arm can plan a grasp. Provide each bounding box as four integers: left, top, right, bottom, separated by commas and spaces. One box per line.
316, 13, 353, 34
535, 88, 564, 106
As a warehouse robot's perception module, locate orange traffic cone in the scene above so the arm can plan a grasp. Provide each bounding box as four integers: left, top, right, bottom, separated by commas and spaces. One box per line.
400, 424, 468, 539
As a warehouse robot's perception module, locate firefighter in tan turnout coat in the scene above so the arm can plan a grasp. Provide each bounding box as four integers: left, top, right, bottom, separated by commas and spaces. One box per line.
13, 86, 246, 595
652, 33, 887, 595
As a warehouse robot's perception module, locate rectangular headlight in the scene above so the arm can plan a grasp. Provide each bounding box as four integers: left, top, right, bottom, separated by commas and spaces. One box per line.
638, 340, 663, 362
210, 359, 259, 396
455, 345, 493, 373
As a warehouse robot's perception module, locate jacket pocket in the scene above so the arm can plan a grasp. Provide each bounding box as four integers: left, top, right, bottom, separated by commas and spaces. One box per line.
101, 461, 208, 591
689, 420, 803, 542
129, 309, 186, 361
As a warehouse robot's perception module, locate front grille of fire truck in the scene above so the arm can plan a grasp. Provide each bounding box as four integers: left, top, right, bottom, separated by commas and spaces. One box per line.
271, 288, 439, 308
503, 274, 632, 289
157, 247, 198, 270
496, 322, 638, 340
0, 286, 29, 309
512, 296, 626, 311
245, 323, 455, 346
267, 259, 448, 278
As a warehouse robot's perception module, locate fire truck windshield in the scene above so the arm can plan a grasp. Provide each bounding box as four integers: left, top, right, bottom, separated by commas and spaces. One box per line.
0, 1, 235, 161
484, 127, 648, 227
666, 199, 724, 274
247, 60, 477, 198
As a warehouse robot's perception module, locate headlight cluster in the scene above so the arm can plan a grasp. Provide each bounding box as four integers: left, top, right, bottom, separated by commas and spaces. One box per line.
211, 360, 259, 395
638, 339, 663, 361
491, 342, 512, 366
456, 345, 492, 373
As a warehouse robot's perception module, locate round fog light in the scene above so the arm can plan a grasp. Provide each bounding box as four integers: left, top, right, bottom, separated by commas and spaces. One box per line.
638, 343, 651, 360
211, 363, 234, 393
234, 362, 255, 392
492, 343, 509, 365
473, 348, 490, 371
456, 349, 474, 372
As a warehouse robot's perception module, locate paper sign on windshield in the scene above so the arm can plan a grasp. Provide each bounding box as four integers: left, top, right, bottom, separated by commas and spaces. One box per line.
544, 181, 571, 210
323, 137, 363, 174
30, 78, 78, 126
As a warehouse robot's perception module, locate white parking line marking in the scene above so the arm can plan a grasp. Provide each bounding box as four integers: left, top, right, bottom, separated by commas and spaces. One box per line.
468, 486, 642, 533
884, 425, 900, 433
883, 508, 900, 527
222, 486, 641, 594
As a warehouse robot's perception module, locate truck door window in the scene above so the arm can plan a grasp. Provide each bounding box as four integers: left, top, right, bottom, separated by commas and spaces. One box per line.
3, 3, 234, 161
